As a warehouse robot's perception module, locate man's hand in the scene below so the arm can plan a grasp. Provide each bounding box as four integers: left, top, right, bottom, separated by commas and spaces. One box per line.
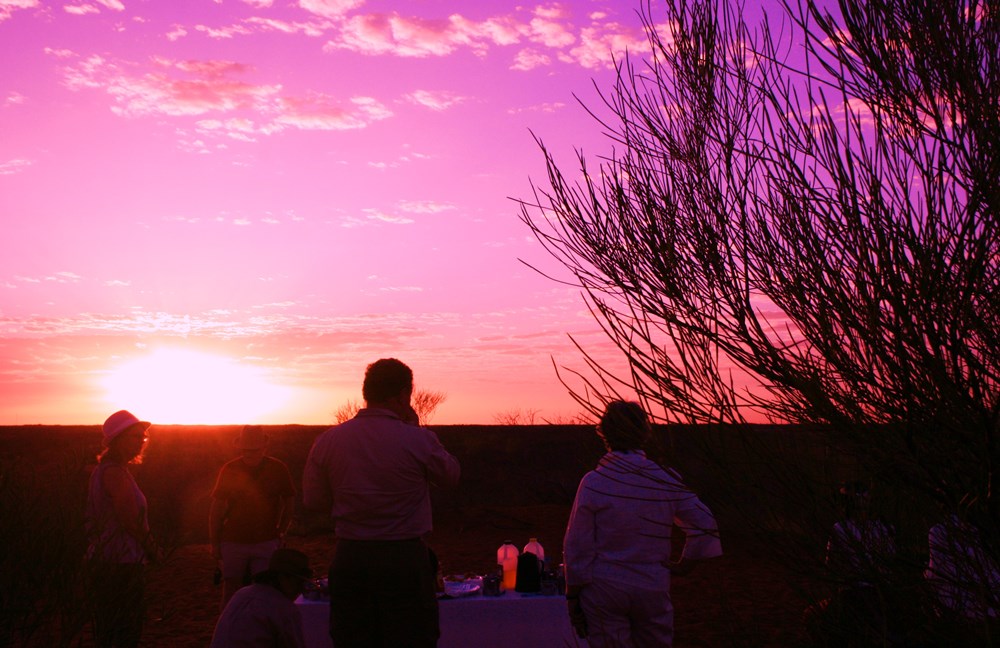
565, 585, 587, 638
401, 404, 419, 425
566, 597, 588, 638
664, 558, 696, 576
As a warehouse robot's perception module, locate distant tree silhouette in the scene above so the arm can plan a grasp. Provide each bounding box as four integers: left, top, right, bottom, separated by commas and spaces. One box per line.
518, 0, 998, 642
332, 399, 362, 425
493, 408, 541, 426
412, 389, 447, 424
332, 389, 446, 425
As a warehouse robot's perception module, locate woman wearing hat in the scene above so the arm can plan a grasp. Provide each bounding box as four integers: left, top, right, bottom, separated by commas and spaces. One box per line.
84, 409, 159, 648
209, 425, 296, 609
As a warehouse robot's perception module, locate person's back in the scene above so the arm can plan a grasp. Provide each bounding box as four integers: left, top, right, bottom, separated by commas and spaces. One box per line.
302, 358, 459, 648
210, 548, 312, 648
563, 401, 721, 648
570, 452, 719, 589
210, 584, 304, 648
306, 408, 458, 540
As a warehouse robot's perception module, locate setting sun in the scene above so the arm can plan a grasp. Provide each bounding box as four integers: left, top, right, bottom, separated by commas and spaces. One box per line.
100, 349, 292, 425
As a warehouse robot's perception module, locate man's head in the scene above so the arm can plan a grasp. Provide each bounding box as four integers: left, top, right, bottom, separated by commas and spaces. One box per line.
234, 425, 268, 467
255, 548, 312, 600
362, 358, 413, 407
596, 400, 651, 452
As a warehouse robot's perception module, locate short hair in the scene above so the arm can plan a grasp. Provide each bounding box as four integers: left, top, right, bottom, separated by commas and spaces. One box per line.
596, 400, 650, 452
362, 358, 413, 404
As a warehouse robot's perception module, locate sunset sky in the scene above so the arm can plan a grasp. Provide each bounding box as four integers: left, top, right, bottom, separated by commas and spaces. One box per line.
0, 0, 656, 425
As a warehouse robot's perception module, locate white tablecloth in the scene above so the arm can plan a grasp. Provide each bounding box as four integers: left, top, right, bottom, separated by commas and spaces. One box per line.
296, 591, 588, 648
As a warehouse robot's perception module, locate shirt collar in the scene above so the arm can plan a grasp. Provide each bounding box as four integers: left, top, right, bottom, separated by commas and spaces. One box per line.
356, 407, 403, 421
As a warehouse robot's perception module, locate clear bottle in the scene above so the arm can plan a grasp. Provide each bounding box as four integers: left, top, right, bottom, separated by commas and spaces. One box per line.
497, 541, 519, 591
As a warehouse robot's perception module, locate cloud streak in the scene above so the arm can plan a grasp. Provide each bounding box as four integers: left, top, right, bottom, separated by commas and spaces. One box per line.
59, 52, 393, 137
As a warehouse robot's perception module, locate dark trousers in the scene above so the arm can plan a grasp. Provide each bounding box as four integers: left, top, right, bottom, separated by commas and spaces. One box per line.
328, 538, 439, 648
87, 561, 145, 648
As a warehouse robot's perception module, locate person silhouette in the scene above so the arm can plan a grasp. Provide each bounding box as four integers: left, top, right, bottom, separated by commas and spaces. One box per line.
84, 410, 159, 648
562, 400, 722, 647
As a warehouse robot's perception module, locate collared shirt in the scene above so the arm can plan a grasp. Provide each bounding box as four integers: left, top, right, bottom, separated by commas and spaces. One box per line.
302, 408, 460, 541
563, 450, 722, 590
210, 583, 305, 648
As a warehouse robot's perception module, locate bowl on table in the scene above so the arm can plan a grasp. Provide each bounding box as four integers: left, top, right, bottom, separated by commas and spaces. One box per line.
443, 574, 483, 597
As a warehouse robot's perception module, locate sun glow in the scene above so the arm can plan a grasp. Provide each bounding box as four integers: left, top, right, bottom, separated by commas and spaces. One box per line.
100, 349, 292, 424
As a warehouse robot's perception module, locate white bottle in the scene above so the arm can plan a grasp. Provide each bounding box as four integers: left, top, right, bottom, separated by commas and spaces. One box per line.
523, 537, 545, 568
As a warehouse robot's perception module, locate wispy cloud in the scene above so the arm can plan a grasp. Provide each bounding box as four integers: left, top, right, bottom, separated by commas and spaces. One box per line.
63, 55, 281, 117
60, 53, 392, 137
405, 89, 466, 111
397, 199, 455, 214
64, 3, 100, 15
4, 91, 26, 106
317, 5, 647, 70
0, 158, 32, 175
0, 0, 39, 23
245, 16, 330, 37
510, 48, 551, 71
64, 0, 123, 16
14, 271, 82, 284
194, 22, 253, 39
567, 21, 650, 69
361, 208, 413, 225
380, 285, 423, 292
528, 4, 575, 48
298, 0, 364, 20
274, 94, 391, 130
507, 101, 566, 114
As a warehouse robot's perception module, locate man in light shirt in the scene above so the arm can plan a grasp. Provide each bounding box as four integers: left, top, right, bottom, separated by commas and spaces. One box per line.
303, 358, 460, 648
563, 400, 722, 647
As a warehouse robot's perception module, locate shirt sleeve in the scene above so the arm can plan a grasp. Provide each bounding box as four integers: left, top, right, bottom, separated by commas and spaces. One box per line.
301, 435, 332, 513
276, 604, 306, 648
275, 460, 297, 498
671, 480, 723, 561
422, 429, 460, 489
210, 463, 231, 500
563, 473, 598, 587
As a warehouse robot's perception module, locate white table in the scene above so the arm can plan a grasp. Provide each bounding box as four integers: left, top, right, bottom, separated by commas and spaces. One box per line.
297, 591, 587, 648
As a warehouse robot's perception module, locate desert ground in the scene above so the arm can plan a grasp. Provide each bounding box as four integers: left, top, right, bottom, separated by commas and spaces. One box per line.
1, 423, 975, 646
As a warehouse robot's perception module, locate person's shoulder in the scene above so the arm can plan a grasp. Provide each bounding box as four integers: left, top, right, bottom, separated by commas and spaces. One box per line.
262, 455, 290, 469
220, 456, 246, 470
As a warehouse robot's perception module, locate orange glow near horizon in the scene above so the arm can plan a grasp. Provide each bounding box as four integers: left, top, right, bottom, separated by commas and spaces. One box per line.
100, 349, 292, 425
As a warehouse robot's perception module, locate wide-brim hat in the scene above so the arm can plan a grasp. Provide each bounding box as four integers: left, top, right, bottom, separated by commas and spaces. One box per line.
103, 410, 151, 446
266, 548, 312, 580
234, 424, 268, 450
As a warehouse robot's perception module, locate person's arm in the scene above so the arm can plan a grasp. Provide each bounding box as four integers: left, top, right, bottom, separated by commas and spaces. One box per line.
668, 480, 723, 570
563, 479, 596, 639
209, 498, 227, 561
277, 495, 295, 543
301, 437, 332, 512
103, 465, 157, 560
423, 430, 460, 488
563, 482, 598, 589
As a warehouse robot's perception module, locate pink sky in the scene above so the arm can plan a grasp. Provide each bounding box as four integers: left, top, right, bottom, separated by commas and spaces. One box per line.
0, 0, 655, 425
